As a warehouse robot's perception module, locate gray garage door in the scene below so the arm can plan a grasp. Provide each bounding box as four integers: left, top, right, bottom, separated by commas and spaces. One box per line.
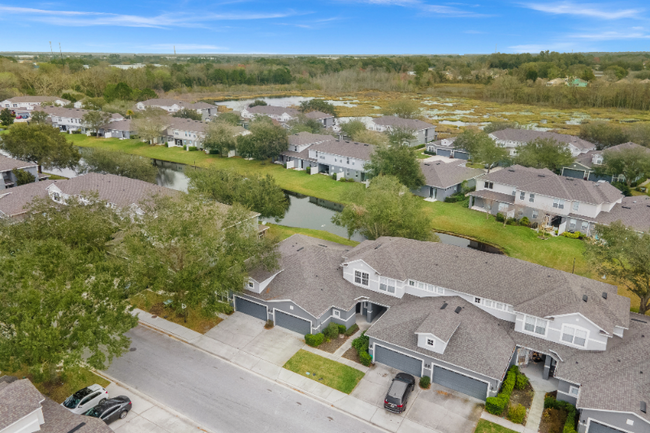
437, 149, 451, 157
374, 345, 423, 377
454, 151, 470, 160
588, 422, 625, 433
433, 366, 488, 401
275, 310, 311, 335
235, 297, 267, 321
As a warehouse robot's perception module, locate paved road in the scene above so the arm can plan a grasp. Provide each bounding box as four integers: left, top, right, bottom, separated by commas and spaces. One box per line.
105, 326, 383, 433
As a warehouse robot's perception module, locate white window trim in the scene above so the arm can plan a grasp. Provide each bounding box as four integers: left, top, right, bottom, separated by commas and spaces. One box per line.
568, 385, 579, 396
354, 270, 369, 287
522, 314, 549, 337
561, 324, 590, 348
426, 338, 435, 348
333, 309, 341, 318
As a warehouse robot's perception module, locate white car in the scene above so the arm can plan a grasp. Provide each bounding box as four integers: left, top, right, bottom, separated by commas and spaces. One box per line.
61, 384, 109, 414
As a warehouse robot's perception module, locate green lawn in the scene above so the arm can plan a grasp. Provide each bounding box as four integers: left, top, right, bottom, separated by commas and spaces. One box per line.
266, 223, 360, 247
474, 419, 518, 433
2, 366, 110, 404
284, 349, 365, 394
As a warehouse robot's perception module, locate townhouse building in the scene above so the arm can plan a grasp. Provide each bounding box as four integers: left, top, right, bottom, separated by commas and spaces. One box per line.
425, 137, 470, 159
234, 234, 647, 433
308, 138, 375, 181
104, 119, 135, 139
1, 96, 70, 110
241, 105, 300, 123
135, 98, 218, 120
304, 110, 335, 128
37, 106, 124, 134
489, 129, 596, 157
562, 142, 650, 183
165, 117, 249, 150
413, 160, 483, 201
0, 155, 40, 190
277, 132, 334, 170
468, 165, 624, 235
368, 116, 437, 145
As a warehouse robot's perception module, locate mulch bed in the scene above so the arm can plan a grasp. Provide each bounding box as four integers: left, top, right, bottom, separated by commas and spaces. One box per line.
539, 407, 568, 433
342, 347, 362, 364
317, 334, 350, 354
509, 381, 534, 411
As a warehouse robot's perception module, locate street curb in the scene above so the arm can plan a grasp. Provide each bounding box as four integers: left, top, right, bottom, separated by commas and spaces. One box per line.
133, 320, 397, 433
93, 369, 213, 433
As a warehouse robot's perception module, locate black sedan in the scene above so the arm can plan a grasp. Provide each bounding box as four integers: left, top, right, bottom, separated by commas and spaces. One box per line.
384, 373, 416, 414
83, 395, 132, 424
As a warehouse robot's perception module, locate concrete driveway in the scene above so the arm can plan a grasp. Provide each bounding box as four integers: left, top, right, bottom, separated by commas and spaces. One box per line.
352, 363, 483, 433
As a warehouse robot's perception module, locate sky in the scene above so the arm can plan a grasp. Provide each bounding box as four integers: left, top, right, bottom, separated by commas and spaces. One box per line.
0, 1, 649, 55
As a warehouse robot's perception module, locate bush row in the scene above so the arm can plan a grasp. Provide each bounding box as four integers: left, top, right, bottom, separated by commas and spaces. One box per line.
352, 331, 372, 366
486, 367, 517, 415
544, 394, 578, 433
305, 322, 356, 347
561, 231, 586, 240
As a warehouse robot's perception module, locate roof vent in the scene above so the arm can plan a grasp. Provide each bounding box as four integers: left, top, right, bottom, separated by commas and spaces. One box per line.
374, 244, 382, 250
641, 401, 647, 414
441, 302, 448, 310
454, 306, 462, 314
424, 163, 430, 166
317, 244, 328, 248
538, 174, 546, 178
508, 169, 515, 172
602, 292, 607, 299
296, 247, 304, 252
583, 295, 588, 302
364, 144, 368, 146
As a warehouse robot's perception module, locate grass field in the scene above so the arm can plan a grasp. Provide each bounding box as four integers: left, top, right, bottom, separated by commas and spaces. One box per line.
474, 419, 517, 433
266, 223, 360, 246
283, 349, 365, 394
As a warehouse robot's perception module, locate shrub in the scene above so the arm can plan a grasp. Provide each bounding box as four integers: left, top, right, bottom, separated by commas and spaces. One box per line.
359, 350, 372, 366
444, 193, 466, 203
486, 367, 517, 415
187, 146, 198, 151
515, 373, 529, 390
543, 394, 578, 433
352, 331, 370, 352
519, 216, 530, 226
506, 217, 517, 225
337, 324, 347, 334
419, 376, 431, 389
495, 212, 505, 222
305, 333, 324, 347
305, 167, 311, 174
508, 404, 526, 424
424, 150, 436, 156
344, 323, 359, 336
265, 320, 274, 329
331, 173, 337, 180
323, 322, 340, 340
414, 144, 426, 149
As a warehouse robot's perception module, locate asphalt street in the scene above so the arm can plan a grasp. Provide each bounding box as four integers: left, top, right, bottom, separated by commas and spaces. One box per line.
105, 325, 384, 433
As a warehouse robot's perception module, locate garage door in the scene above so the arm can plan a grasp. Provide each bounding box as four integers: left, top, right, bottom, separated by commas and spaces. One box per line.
588, 422, 626, 433
437, 149, 451, 157
234, 297, 267, 321
275, 310, 311, 335
454, 151, 470, 160
374, 345, 423, 377
433, 366, 488, 401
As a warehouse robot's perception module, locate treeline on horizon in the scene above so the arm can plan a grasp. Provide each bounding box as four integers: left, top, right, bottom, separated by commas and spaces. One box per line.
1, 51, 650, 110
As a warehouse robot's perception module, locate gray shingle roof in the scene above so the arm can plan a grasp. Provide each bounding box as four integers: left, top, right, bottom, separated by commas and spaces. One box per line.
343, 237, 628, 333
139, 98, 185, 107
288, 132, 333, 147
0, 180, 57, 217
247, 105, 300, 117
373, 116, 435, 131
39, 397, 112, 433
309, 139, 375, 161
37, 106, 123, 121
106, 119, 133, 132
595, 196, 650, 232
166, 117, 207, 134
414, 302, 463, 343
491, 129, 596, 152
366, 296, 516, 380
3, 96, 70, 104
481, 165, 623, 204
468, 189, 515, 204
420, 161, 483, 189
0, 378, 44, 430
305, 111, 334, 120
0, 154, 37, 172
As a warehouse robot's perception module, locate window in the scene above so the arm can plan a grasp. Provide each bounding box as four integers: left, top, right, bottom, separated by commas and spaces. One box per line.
532, 210, 539, 219
569, 219, 576, 230
333, 309, 340, 318
569, 386, 579, 396
484, 181, 494, 189
512, 189, 516, 196
562, 326, 587, 347
347, 158, 350, 164
524, 316, 548, 335
380, 277, 396, 293
355, 270, 369, 286
627, 419, 635, 426
520, 192, 526, 200
553, 199, 565, 209
248, 282, 254, 288
581, 221, 589, 231
409, 280, 415, 286
484, 299, 493, 308
474, 297, 481, 304
529, 194, 535, 203
426, 338, 435, 348
572, 201, 579, 211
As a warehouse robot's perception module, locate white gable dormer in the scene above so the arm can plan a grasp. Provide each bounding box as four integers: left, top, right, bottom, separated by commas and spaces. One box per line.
415, 332, 448, 354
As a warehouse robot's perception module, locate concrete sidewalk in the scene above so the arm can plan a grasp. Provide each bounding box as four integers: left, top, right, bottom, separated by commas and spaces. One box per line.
131, 309, 444, 433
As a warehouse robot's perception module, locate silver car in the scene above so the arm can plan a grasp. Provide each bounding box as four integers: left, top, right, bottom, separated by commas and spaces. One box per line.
61, 384, 109, 414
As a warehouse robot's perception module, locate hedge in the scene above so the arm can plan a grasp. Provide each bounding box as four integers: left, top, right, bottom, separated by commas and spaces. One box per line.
515, 374, 529, 390
419, 376, 431, 389
323, 322, 340, 340
352, 331, 372, 366
344, 323, 359, 336
544, 394, 578, 433
508, 403, 526, 424
305, 333, 324, 347
485, 366, 517, 414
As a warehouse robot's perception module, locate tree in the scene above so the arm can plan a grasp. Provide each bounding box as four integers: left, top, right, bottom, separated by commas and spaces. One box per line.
173, 108, 202, 121
382, 99, 420, 119
11, 168, 35, 186
78, 147, 158, 183
600, 147, 650, 187
0, 123, 80, 173
288, 115, 324, 134
513, 138, 575, 173
30, 110, 49, 124
340, 120, 366, 138
236, 120, 288, 160
476, 141, 510, 173
0, 195, 137, 381
299, 99, 337, 117
82, 110, 113, 137
386, 127, 416, 146
332, 175, 437, 241
103, 82, 134, 102
120, 193, 280, 316
605, 65, 628, 80
584, 222, 650, 314
366, 143, 425, 189
249, 99, 267, 107
187, 168, 289, 220
203, 120, 238, 156
454, 129, 509, 172
132, 115, 168, 145
352, 129, 389, 147
579, 121, 629, 149
0, 108, 13, 127
216, 112, 240, 126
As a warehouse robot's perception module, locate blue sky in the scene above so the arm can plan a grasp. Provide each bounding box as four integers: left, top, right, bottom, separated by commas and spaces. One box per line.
0, 1, 648, 54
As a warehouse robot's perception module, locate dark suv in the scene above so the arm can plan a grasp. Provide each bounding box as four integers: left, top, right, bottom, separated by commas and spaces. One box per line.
384, 373, 416, 413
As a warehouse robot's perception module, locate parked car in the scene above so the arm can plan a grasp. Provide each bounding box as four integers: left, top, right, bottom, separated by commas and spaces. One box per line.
83, 396, 132, 424
384, 373, 416, 414
61, 384, 109, 414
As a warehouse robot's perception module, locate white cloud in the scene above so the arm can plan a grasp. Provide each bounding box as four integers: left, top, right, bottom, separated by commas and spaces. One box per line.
0, 4, 300, 28
522, 2, 642, 19
339, 0, 489, 16
570, 31, 650, 40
